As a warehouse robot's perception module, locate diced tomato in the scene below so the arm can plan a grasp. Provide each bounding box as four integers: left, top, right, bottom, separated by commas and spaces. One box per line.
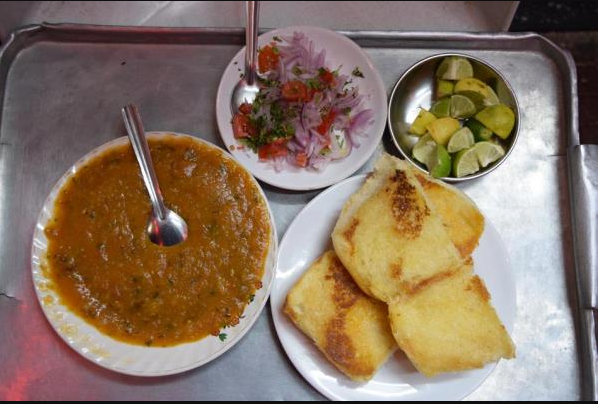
295, 152, 308, 167
258, 45, 280, 73
316, 110, 337, 136
281, 80, 309, 102
232, 113, 256, 139
238, 102, 252, 115
319, 68, 336, 86
258, 139, 288, 160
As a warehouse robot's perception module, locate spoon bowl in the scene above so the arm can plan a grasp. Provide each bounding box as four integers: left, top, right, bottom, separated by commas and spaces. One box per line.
147, 209, 189, 247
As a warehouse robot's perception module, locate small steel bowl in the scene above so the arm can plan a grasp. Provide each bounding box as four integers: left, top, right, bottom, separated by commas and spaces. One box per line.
387, 53, 520, 182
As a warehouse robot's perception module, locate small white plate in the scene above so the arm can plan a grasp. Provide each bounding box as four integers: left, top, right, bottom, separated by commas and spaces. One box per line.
271, 174, 517, 401
31, 132, 278, 377
216, 25, 387, 191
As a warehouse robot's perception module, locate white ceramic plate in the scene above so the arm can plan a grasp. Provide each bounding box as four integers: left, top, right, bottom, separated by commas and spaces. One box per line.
271, 174, 517, 401
31, 132, 278, 377
216, 25, 387, 191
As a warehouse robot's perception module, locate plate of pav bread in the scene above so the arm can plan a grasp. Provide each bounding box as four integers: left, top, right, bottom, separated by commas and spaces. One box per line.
271, 153, 516, 401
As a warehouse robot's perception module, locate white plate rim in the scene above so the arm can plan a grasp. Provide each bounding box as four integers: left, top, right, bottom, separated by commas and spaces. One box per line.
215, 25, 388, 191
271, 174, 517, 401
31, 132, 278, 377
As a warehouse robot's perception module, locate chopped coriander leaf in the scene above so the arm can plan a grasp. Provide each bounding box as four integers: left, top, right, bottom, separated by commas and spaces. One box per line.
306, 78, 322, 90
273, 35, 282, 42
272, 46, 280, 55
249, 294, 255, 303
352, 67, 364, 78
218, 333, 228, 342
342, 107, 352, 115
257, 76, 280, 88
292, 65, 303, 76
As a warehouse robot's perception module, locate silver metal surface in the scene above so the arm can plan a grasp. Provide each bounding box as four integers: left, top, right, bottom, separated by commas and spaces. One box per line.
122, 104, 188, 247
387, 52, 520, 182
0, 25, 581, 400
231, 1, 260, 114
568, 144, 598, 400
0, 1, 521, 42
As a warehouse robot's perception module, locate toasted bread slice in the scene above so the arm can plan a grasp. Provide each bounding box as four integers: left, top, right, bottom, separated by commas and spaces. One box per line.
412, 170, 485, 258
284, 251, 397, 381
332, 153, 463, 302
388, 262, 515, 377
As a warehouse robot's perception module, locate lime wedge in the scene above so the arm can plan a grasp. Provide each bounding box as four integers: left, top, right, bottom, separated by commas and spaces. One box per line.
412, 133, 437, 166
474, 104, 515, 139
454, 78, 500, 109
436, 79, 454, 99
430, 98, 451, 118
409, 108, 437, 136
466, 118, 493, 142
426, 117, 460, 146
450, 94, 476, 119
475, 141, 505, 167
429, 144, 452, 178
436, 56, 474, 81
447, 127, 475, 153
452, 146, 480, 178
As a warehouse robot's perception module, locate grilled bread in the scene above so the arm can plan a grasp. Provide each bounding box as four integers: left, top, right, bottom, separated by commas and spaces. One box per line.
412, 170, 485, 258
388, 262, 515, 377
331, 153, 464, 302
284, 251, 397, 381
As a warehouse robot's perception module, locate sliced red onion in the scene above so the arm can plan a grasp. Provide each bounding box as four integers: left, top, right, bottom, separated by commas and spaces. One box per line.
245, 31, 374, 171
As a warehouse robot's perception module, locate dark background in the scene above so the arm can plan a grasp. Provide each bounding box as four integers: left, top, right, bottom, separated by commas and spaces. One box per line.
511, 0, 598, 144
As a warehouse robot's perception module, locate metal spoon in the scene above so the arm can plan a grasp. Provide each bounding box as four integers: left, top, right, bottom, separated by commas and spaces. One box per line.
121, 104, 188, 247
230, 0, 260, 114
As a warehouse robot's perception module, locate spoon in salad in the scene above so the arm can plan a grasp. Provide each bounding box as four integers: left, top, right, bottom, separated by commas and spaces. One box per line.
121, 104, 188, 247
230, 0, 260, 114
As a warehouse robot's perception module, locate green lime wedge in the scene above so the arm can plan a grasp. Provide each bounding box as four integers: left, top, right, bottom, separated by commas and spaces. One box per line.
466, 118, 493, 142
426, 117, 460, 146
430, 98, 451, 118
474, 104, 515, 139
454, 78, 499, 108
412, 133, 437, 166
447, 127, 475, 153
475, 141, 505, 168
453, 146, 480, 178
436, 56, 474, 81
450, 94, 476, 119
436, 79, 454, 99
409, 108, 437, 136
429, 144, 452, 178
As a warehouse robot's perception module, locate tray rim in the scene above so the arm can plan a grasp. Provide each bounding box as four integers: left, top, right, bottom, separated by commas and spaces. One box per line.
0, 23, 579, 148
0, 22, 583, 400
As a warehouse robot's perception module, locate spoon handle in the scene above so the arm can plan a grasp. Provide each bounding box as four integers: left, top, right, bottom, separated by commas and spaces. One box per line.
122, 104, 168, 220
245, 1, 260, 86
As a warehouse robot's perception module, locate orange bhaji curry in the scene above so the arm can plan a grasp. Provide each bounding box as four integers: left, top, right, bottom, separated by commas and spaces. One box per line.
44, 136, 271, 347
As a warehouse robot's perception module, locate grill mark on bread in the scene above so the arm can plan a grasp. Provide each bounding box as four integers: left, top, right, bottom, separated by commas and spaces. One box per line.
343, 219, 360, 256
324, 318, 376, 378
466, 276, 490, 302
391, 261, 403, 279
324, 318, 356, 371
406, 270, 457, 296
389, 170, 429, 239
322, 256, 371, 375
326, 255, 361, 309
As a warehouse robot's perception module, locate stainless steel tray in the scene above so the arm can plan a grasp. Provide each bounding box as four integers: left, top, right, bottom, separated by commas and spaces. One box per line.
0, 24, 582, 400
